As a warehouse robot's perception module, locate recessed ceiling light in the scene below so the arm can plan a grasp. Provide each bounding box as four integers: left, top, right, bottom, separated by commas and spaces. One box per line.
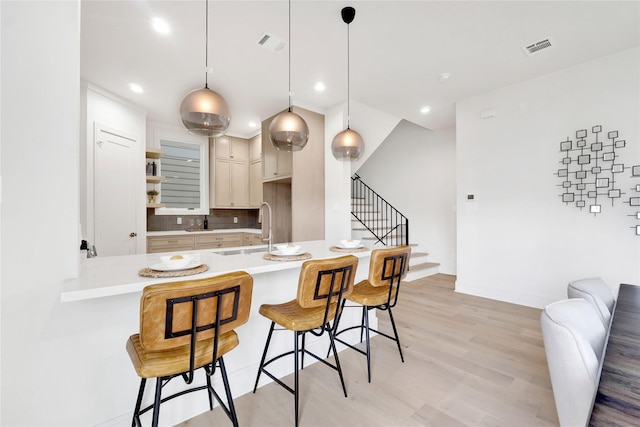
314, 82, 326, 92
249, 121, 257, 128
151, 17, 170, 34
129, 83, 143, 94
439, 73, 451, 82
420, 106, 431, 114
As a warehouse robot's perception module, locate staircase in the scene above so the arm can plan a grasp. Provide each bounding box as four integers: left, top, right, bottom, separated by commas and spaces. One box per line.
350, 174, 440, 282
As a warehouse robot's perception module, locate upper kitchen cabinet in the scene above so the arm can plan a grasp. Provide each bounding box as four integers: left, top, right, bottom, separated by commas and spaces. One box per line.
214, 136, 249, 162
210, 136, 254, 208
249, 133, 262, 162
261, 116, 293, 181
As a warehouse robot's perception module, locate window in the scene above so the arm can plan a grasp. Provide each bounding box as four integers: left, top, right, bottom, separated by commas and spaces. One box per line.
154, 130, 209, 215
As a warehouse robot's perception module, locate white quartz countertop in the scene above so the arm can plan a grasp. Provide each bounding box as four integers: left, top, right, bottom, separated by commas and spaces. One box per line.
146, 228, 261, 236
61, 240, 371, 303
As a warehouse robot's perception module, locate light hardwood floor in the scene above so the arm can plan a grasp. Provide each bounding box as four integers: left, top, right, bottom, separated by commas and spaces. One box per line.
180, 274, 559, 426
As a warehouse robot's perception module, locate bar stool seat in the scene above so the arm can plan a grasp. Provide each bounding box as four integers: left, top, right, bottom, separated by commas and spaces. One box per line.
345, 280, 397, 306
258, 300, 340, 331
127, 330, 239, 379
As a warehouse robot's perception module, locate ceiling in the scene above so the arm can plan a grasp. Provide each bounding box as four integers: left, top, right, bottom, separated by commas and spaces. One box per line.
81, 1, 640, 139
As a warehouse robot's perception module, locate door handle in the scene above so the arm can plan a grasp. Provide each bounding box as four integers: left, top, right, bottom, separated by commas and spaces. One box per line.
129, 232, 137, 238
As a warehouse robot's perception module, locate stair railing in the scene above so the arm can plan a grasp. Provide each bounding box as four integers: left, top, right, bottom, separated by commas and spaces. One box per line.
351, 174, 409, 246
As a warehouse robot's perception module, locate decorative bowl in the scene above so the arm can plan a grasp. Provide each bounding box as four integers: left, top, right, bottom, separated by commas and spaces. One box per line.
340, 239, 361, 248
160, 254, 192, 269
275, 244, 301, 255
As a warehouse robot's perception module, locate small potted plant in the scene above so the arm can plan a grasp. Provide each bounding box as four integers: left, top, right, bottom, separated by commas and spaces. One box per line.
147, 189, 159, 204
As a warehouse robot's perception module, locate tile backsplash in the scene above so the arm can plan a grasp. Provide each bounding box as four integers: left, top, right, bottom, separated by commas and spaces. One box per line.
147, 208, 260, 232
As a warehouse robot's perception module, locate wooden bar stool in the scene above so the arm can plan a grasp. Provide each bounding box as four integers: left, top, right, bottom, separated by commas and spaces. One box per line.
334, 246, 411, 382
252, 255, 358, 427
126, 271, 253, 427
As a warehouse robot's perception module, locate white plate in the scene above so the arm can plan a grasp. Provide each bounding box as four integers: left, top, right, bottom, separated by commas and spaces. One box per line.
337, 243, 364, 249
149, 261, 203, 271
270, 249, 305, 257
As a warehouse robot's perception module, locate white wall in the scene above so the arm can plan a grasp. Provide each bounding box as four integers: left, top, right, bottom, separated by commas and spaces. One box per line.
1, 1, 84, 424
456, 47, 640, 308
324, 100, 400, 244
356, 121, 457, 274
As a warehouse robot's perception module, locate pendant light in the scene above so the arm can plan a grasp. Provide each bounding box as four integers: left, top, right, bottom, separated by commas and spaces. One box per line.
331, 6, 364, 161
268, 0, 309, 152
180, 0, 230, 137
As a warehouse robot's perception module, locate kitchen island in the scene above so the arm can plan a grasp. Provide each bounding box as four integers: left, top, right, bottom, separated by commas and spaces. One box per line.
61, 240, 373, 426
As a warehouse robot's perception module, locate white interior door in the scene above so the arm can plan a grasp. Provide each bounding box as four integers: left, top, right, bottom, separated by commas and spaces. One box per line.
94, 123, 137, 256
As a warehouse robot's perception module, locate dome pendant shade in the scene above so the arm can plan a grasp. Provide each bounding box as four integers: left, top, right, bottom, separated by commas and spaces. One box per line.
269, 110, 309, 151
180, 87, 231, 137
331, 127, 364, 160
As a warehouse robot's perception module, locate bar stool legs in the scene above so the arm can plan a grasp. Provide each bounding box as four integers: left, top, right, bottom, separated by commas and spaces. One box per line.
252, 255, 359, 426
253, 321, 348, 427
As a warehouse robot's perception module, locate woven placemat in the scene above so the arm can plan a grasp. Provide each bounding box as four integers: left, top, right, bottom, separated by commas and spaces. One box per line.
263, 252, 312, 262
138, 264, 209, 278
329, 246, 368, 253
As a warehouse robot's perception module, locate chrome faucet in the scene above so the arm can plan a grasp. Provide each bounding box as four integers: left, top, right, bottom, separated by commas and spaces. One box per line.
259, 202, 273, 253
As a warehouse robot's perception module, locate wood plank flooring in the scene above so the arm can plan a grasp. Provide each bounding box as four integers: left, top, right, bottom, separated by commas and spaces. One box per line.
179, 274, 559, 427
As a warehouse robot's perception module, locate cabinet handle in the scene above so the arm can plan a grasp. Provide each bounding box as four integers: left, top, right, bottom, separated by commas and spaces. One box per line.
129, 232, 137, 238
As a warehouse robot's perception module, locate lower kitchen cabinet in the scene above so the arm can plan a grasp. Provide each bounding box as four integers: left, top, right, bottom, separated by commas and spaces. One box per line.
146, 235, 195, 253
242, 232, 263, 246
147, 232, 260, 253
195, 233, 241, 249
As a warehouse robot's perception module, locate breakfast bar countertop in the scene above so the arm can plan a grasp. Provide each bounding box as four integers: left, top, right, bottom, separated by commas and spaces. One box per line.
61, 240, 372, 303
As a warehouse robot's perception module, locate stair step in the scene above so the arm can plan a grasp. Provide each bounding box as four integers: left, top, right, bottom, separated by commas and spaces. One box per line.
405, 262, 440, 282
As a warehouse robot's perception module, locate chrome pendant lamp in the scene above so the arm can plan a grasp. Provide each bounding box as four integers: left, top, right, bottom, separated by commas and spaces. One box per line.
331, 6, 364, 161
268, 0, 309, 152
180, 0, 230, 137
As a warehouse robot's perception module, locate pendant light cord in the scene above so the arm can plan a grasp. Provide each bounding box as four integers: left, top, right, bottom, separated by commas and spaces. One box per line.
288, 0, 292, 112
205, 0, 209, 89
347, 21, 351, 129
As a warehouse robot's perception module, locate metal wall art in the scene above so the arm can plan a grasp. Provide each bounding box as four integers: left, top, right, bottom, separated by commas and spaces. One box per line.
556, 125, 639, 235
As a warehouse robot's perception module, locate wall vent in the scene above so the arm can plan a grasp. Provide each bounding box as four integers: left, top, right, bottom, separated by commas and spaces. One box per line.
523, 38, 553, 56
256, 32, 286, 54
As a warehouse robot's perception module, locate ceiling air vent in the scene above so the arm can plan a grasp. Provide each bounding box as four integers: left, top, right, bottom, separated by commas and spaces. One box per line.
256, 32, 286, 54
522, 38, 553, 56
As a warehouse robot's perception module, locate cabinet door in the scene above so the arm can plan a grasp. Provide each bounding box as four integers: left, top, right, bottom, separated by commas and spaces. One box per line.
249, 134, 261, 161
249, 160, 262, 207
214, 136, 248, 161
214, 159, 249, 208
147, 235, 195, 253
229, 162, 249, 207
262, 139, 278, 179
195, 233, 241, 249
214, 160, 231, 207
277, 149, 293, 176
214, 136, 231, 159
262, 137, 292, 179
230, 137, 248, 161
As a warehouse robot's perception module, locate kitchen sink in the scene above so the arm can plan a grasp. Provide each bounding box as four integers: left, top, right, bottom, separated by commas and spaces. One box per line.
215, 246, 268, 256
